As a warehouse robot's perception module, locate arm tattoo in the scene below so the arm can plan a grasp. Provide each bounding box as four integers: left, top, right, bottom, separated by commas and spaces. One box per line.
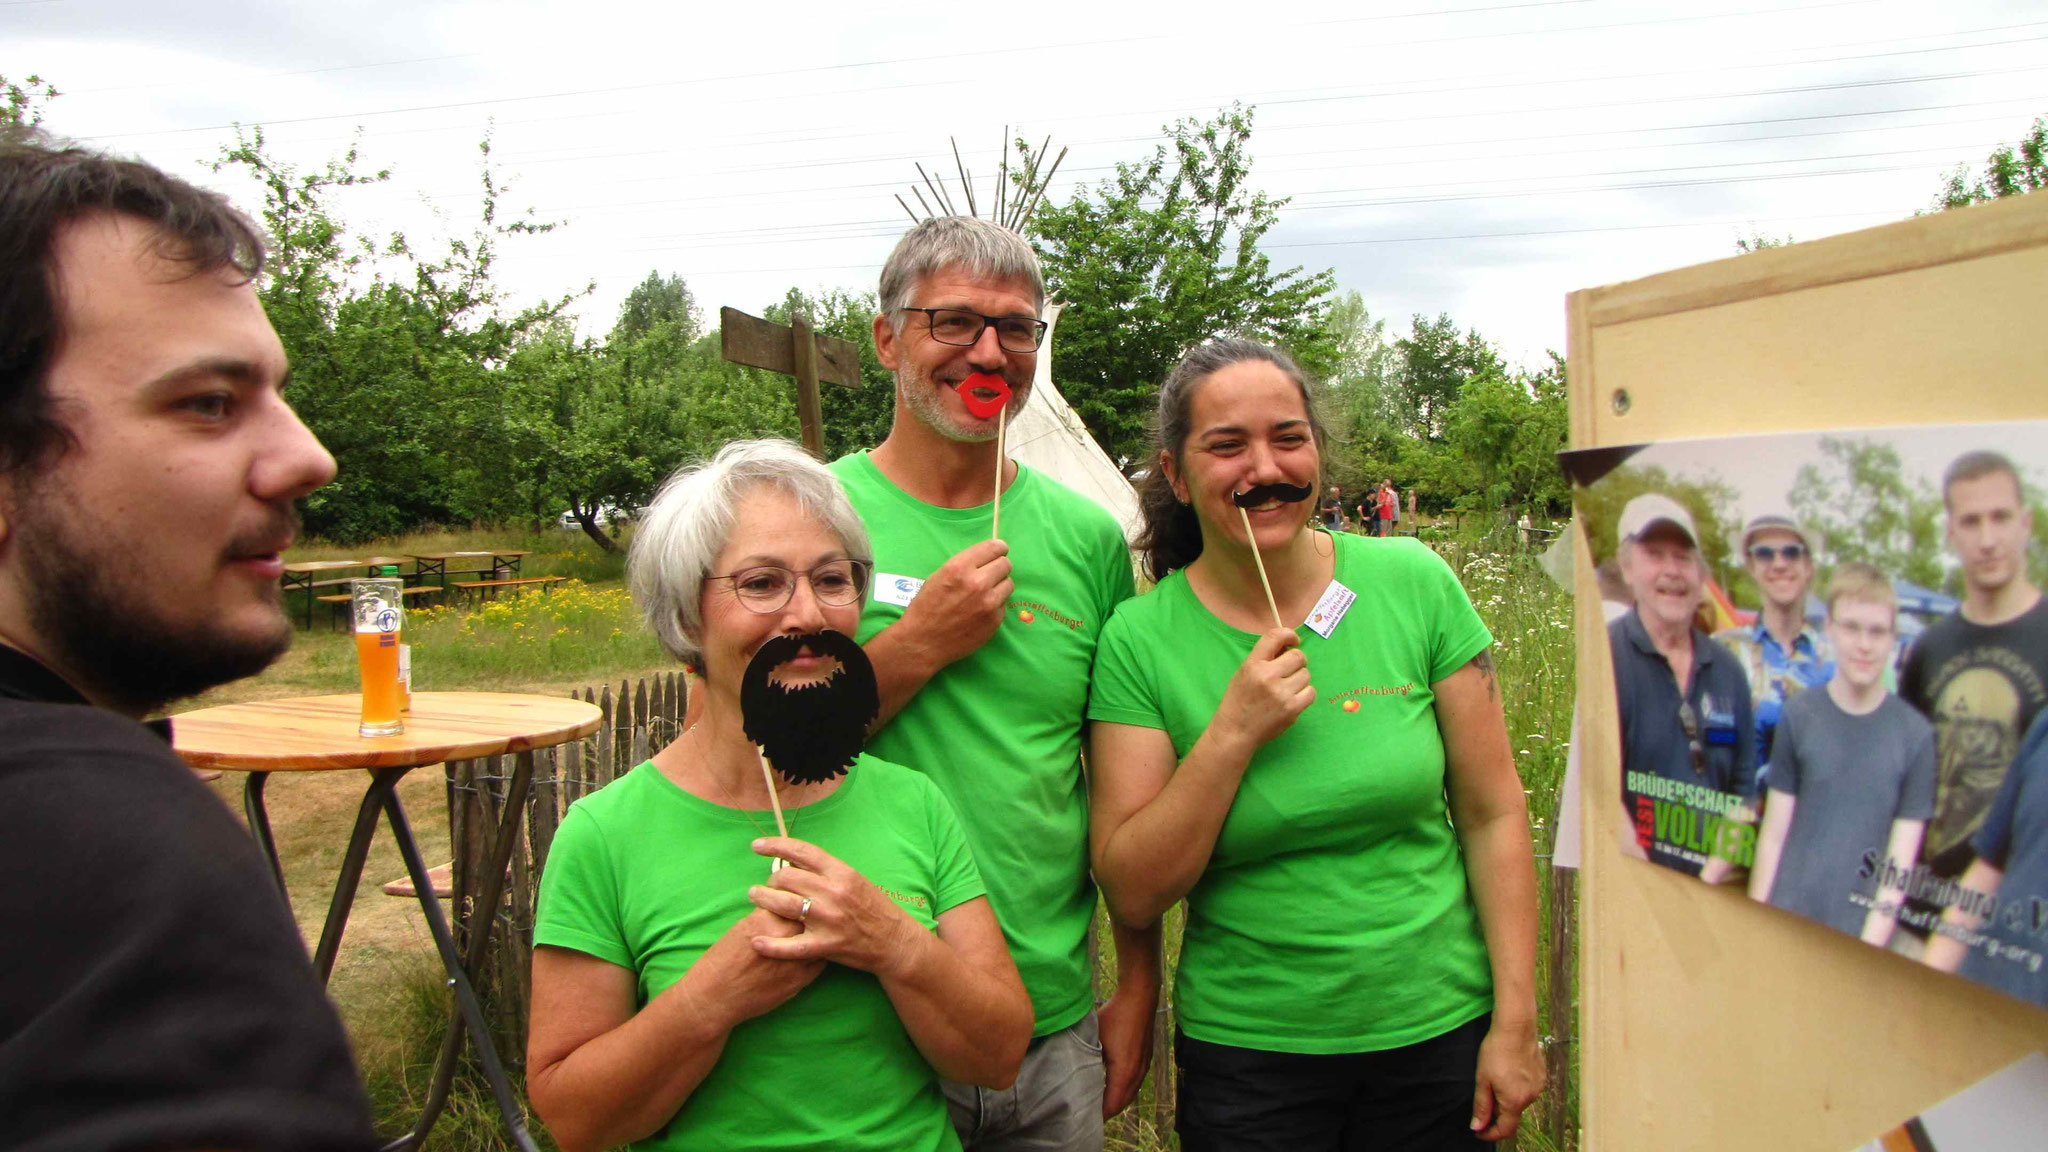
1467, 648, 1498, 704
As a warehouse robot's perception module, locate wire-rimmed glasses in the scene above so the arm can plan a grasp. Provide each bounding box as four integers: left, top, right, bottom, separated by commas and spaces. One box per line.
709, 560, 872, 614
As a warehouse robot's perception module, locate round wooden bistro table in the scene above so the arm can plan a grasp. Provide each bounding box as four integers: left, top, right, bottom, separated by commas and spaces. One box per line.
173, 691, 601, 1152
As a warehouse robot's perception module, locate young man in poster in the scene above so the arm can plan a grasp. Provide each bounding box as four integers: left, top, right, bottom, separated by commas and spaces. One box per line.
1713, 514, 1835, 765
1747, 563, 1933, 945
1608, 493, 1758, 878
1924, 709, 2048, 1007
1900, 451, 2048, 895
829, 215, 1160, 1151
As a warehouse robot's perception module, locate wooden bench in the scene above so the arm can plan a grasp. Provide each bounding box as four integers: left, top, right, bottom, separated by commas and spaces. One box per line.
316, 585, 445, 630
449, 575, 565, 606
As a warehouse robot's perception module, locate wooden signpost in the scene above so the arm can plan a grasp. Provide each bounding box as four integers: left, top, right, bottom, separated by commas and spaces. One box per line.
718, 306, 863, 457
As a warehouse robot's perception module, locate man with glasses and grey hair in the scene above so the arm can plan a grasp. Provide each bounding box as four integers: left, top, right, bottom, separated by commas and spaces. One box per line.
827, 216, 1160, 1151
1609, 493, 1758, 878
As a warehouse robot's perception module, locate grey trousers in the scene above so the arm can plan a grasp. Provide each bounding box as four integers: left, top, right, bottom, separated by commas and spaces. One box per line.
942, 1011, 1105, 1152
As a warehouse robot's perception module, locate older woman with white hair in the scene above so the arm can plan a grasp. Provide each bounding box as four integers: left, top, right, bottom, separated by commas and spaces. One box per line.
526, 439, 1030, 1152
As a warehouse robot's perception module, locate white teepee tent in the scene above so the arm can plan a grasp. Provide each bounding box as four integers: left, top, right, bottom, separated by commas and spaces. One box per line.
1009, 303, 1143, 544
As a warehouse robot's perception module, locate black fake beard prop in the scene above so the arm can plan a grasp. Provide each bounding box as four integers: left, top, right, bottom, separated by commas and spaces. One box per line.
1231, 481, 1315, 509
739, 630, 880, 785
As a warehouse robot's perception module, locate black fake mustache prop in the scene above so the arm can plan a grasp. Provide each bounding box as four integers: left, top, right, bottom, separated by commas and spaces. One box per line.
740, 630, 880, 785
1229, 483, 1312, 631
1231, 481, 1314, 508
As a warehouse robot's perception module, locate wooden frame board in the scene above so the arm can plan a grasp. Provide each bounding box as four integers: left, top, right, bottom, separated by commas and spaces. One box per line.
1567, 190, 2048, 1150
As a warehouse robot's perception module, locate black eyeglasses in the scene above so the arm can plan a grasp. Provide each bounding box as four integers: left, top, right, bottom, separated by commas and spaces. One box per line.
898, 307, 1048, 353
709, 560, 872, 614
1748, 543, 1806, 564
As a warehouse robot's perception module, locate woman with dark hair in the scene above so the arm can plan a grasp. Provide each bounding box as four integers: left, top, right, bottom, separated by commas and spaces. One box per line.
1087, 340, 1544, 1149
526, 439, 1030, 1152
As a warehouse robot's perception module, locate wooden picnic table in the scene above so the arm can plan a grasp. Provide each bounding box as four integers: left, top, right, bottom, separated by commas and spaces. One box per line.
280, 559, 371, 629
173, 691, 599, 1152
410, 550, 531, 592
282, 557, 434, 628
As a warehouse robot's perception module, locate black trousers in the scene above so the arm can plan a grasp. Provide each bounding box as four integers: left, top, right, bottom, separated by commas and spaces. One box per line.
1175, 1013, 1492, 1152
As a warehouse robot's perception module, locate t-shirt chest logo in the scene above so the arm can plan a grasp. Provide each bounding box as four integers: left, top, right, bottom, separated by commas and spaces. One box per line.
1328, 683, 1415, 711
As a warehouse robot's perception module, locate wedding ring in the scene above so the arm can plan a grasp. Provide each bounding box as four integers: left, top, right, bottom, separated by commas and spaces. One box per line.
797, 897, 813, 921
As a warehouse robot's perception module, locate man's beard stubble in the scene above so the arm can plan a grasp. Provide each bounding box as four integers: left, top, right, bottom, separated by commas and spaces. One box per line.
14, 501, 296, 714
902, 367, 1029, 445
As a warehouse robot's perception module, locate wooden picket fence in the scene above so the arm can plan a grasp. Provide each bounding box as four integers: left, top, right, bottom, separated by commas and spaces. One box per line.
442, 672, 688, 1056
440, 672, 1579, 1151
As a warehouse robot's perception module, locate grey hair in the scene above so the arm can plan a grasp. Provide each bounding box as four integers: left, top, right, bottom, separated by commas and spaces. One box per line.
628, 438, 873, 670
877, 216, 1045, 324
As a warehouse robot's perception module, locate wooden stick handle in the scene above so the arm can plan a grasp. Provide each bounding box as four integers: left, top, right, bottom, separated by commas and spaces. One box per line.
1239, 503, 1284, 631
756, 746, 791, 873
992, 406, 1006, 541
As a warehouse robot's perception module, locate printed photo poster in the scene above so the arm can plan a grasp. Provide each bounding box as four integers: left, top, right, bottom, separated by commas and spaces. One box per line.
1563, 420, 2048, 1011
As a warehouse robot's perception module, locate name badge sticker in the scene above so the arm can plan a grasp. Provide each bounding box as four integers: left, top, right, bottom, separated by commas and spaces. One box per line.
873, 573, 925, 609
1303, 580, 1356, 639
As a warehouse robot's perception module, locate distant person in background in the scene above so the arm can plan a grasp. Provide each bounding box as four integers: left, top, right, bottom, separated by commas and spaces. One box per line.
1608, 493, 1757, 877
1378, 481, 1398, 537
1386, 480, 1402, 537
1321, 484, 1345, 532
1357, 490, 1378, 537
1900, 451, 2048, 898
1747, 563, 1932, 946
1713, 514, 1834, 767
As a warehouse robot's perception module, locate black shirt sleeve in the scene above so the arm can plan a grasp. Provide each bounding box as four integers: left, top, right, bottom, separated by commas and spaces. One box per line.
0, 703, 376, 1152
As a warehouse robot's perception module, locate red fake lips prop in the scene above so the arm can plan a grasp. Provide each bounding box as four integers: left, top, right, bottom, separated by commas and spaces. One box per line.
955, 372, 1012, 419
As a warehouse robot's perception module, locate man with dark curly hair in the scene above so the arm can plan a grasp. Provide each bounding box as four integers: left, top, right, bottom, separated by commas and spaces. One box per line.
0, 134, 373, 1150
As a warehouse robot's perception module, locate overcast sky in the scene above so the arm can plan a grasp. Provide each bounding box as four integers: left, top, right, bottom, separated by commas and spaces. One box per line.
9, 0, 2043, 368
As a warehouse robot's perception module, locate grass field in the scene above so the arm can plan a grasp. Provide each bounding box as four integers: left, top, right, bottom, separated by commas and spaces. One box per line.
218, 519, 1578, 1150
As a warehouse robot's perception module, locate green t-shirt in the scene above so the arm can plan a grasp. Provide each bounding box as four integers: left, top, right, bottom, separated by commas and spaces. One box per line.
829, 451, 1136, 1036
1088, 532, 1496, 1053
533, 754, 983, 1151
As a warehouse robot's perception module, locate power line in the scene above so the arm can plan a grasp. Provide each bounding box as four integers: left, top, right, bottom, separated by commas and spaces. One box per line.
71, 0, 1881, 143
462, 99, 2038, 221
115, 14, 2044, 185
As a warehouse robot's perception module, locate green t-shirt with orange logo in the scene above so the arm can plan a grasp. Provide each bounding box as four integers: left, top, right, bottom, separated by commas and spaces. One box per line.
534, 755, 981, 1151
1088, 532, 1495, 1053
830, 451, 1137, 1037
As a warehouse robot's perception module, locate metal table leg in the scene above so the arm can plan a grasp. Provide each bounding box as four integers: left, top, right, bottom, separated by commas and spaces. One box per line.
310, 766, 410, 983
381, 771, 540, 1152
237, 758, 542, 1151
242, 772, 288, 899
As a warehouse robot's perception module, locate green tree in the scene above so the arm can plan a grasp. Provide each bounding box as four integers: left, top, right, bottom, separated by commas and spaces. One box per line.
1788, 437, 1946, 589
1578, 464, 1741, 588
1394, 313, 1505, 443
1735, 231, 1793, 253
612, 271, 701, 345
214, 128, 579, 539
1, 72, 59, 136
763, 287, 896, 458
1321, 291, 1406, 500
1026, 105, 1337, 465
1935, 115, 2047, 210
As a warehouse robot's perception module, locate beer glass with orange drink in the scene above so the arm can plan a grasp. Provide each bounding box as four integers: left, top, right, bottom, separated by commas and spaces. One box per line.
351, 578, 405, 737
